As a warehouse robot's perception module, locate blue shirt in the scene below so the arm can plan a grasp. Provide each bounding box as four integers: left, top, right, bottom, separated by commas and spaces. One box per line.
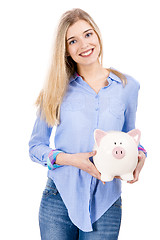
29, 70, 140, 232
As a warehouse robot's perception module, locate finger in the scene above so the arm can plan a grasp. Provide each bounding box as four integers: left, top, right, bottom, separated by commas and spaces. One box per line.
127, 178, 138, 184
91, 168, 101, 179
93, 174, 102, 181
115, 176, 122, 180
127, 180, 134, 184
99, 175, 105, 184
93, 170, 104, 183
89, 150, 97, 157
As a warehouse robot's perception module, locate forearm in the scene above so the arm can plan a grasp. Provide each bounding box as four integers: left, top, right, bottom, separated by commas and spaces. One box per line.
55, 152, 75, 166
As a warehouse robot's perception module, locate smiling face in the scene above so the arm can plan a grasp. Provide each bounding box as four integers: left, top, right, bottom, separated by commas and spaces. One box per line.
66, 20, 101, 67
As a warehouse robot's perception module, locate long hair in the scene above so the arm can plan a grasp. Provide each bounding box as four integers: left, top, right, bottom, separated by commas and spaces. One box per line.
36, 8, 127, 126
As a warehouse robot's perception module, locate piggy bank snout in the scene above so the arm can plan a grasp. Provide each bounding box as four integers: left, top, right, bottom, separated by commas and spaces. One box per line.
112, 146, 125, 159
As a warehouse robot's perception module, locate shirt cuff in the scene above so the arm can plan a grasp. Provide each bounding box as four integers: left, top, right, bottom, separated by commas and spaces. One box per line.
47, 149, 63, 170
138, 144, 147, 158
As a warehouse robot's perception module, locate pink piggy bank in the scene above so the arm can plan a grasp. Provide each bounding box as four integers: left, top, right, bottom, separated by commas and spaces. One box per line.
93, 129, 141, 182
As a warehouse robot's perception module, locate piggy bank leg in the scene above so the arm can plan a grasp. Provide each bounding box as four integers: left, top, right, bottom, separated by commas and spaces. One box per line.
101, 173, 114, 182
120, 173, 134, 181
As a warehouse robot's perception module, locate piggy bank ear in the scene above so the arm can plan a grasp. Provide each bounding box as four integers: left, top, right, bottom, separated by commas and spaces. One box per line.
128, 129, 141, 146
94, 129, 107, 147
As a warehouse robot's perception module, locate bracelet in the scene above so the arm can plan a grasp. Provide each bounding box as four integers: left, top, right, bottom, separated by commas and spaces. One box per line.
138, 146, 147, 157
47, 149, 63, 170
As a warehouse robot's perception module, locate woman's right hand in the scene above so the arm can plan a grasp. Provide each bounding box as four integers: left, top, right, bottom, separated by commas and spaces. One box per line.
56, 150, 105, 184
70, 151, 105, 184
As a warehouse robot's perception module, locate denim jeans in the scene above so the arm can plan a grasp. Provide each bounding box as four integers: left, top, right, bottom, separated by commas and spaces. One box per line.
39, 178, 122, 240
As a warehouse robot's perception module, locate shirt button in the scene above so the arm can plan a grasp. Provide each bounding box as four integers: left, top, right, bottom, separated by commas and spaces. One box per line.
95, 108, 99, 111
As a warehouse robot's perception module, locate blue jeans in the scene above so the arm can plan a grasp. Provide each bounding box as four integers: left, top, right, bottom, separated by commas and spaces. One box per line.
39, 178, 122, 240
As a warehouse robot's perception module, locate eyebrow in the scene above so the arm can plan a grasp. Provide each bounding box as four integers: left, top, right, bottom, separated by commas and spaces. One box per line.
67, 28, 93, 42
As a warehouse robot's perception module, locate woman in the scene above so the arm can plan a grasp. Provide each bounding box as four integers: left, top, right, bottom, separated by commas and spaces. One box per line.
29, 8, 147, 240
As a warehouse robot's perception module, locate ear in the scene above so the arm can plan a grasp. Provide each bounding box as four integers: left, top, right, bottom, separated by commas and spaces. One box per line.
94, 129, 107, 147
128, 129, 141, 146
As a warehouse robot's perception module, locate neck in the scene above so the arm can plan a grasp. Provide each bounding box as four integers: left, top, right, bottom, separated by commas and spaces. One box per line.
77, 61, 109, 82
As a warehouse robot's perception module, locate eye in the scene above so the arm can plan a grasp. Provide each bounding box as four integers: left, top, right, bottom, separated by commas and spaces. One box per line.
69, 39, 77, 45
85, 32, 92, 38
114, 142, 116, 145
120, 142, 122, 145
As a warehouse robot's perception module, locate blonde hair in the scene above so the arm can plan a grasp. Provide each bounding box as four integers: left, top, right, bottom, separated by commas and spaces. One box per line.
36, 8, 127, 126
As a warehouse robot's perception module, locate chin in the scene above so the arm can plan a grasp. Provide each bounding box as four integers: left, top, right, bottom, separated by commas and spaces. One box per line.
77, 56, 99, 66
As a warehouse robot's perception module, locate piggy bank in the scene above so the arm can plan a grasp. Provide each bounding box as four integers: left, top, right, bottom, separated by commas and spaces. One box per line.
93, 129, 141, 182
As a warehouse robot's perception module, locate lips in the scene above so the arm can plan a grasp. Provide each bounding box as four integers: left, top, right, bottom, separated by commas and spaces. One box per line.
79, 48, 94, 57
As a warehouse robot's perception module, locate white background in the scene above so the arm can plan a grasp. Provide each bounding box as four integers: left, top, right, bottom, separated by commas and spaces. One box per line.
0, 0, 159, 239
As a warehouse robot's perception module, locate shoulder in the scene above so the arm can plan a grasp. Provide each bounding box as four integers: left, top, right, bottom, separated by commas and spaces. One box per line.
124, 73, 140, 93
122, 74, 140, 107
109, 67, 140, 91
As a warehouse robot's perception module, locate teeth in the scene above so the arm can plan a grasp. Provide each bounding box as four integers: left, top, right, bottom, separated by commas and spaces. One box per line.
80, 49, 93, 56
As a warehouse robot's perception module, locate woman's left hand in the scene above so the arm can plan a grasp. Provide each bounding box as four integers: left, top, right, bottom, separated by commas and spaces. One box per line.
127, 151, 146, 184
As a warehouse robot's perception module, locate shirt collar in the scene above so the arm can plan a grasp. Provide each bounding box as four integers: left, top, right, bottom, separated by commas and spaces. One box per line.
69, 68, 122, 83
69, 72, 79, 83
108, 70, 122, 83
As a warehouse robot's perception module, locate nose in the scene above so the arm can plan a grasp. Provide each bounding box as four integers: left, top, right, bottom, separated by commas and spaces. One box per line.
112, 147, 125, 159
79, 38, 89, 49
